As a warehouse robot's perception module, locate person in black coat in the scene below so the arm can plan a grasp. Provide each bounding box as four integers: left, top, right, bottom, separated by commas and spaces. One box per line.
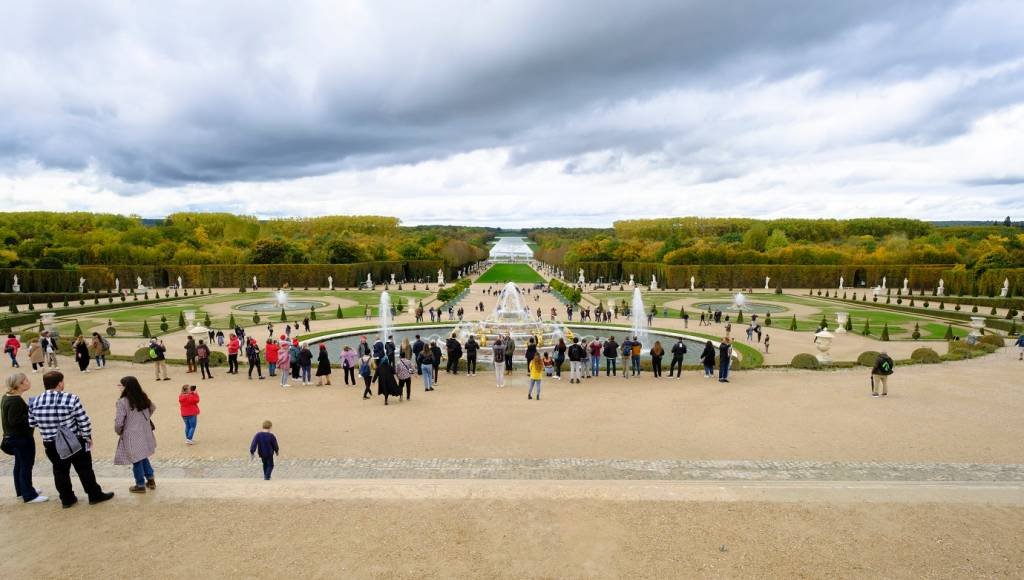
74, 337, 90, 372
700, 341, 716, 379
464, 336, 479, 376
315, 344, 332, 386
372, 359, 402, 405
430, 341, 442, 384
524, 339, 537, 371
445, 335, 462, 374
602, 336, 619, 376
718, 338, 732, 383
412, 335, 425, 375
669, 338, 687, 379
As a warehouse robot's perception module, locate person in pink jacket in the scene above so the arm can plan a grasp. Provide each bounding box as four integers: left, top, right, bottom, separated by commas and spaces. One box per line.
276, 339, 291, 388
340, 345, 358, 386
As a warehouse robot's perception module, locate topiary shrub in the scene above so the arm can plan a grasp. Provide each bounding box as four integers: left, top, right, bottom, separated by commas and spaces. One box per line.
857, 351, 880, 366
971, 304, 978, 313
862, 320, 871, 336
106, 325, 116, 337
336, 305, 343, 319
845, 315, 853, 332
133, 347, 153, 364
142, 320, 151, 338
880, 323, 890, 341
204, 312, 212, 327
72, 320, 83, 337
978, 334, 1004, 348
178, 311, 186, 328
765, 312, 772, 326
252, 312, 261, 324
791, 353, 821, 369
911, 323, 921, 340
207, 351, 228, 367
736, 310, 744, 324
228, 313, 236, 328
280, 308, 287, 322
943, 324, 954, 340
789, 315, 797, 331
910, 347, 940, 364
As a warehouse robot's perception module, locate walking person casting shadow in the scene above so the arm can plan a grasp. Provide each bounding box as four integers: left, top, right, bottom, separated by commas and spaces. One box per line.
114, 376, 158, 493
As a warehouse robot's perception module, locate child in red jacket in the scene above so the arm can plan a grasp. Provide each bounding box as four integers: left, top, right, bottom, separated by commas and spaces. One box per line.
178, 385, 200, 444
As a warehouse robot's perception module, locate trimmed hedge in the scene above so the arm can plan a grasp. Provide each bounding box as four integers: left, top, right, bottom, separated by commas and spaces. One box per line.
791, 353, 821, 369
437, 278, 472, 303
857, 351, 880, 366
549, 279, 582, 304
910, 347, 941, 364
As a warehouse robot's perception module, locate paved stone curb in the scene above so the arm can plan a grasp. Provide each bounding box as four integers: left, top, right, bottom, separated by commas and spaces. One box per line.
5, 457, 1023, 482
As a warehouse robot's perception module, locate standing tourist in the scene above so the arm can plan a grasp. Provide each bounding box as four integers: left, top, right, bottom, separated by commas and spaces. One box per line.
465, 335, 479, 376
669, 337, 687, 379
764, 335, 770, 353
700, 341, 716, 379
620, 337, 632, 380
27, 338, 45, 373
298, 343, 313, 386
315, 344, 332, 386
718, 338, 732, 383
553, 338, 567, 380
113, 376, 157, 493
3, 373, 48, 503
430, 341, 443, 384
528, 353, 543, 400
90, 332, 108, 369
504, 336, 515, 375
445, 334, 462, 375
396, 354, 415, 400
246, 338, 265, 380
277, 338, 291, 388
215, 329, 225, 346
580, 339, 592, 379
249, 420, 279, 481
196, 340, 213, 380
399, 338, 413, 361
28, 371, 114, 508
630, 336, 643, 376
340, 345, 357, 386
650, 341, 664, 379
265, 338, 279, 377
373, 357, 401, 405
589, 338, 603, 378
41, 331, 58, 369
492, 337, 506, 388
603, 336, 619, 376
359, 355, 374, 398
150, 338, 169, 381
178, 384, 199, 444
567, 337, 584, 384
184, 336, 197, 374
871, 351, 895, 397
289, 339, 301, 382
4, 334, 21, 368
226, 334, 240, 374
524, 338, 538, 370
412, 335, 425, 375
357, 336, 371, 358
1015, 333, 1024, 360
419, 345, 435, 391
302, 317, 310, 333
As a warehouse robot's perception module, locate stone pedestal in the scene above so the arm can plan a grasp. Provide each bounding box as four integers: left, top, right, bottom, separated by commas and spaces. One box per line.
835, 312, 848, 333
11, 284, 19, 293
814, 330, 834, 364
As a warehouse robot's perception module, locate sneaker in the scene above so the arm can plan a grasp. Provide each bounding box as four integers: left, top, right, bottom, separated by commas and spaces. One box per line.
129, 486, 146, 494
163, 377, 171, 381
62, 498, 78, 509
281, 384, 290, 388
881, 393, 888, 397
27, 495, 49, 504
89, 491, 115, 504
186, 439, 194, 445
871, 393, 879, 397
146, 478, 156, 490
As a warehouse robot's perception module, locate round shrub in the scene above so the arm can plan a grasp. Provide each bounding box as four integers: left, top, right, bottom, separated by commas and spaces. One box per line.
207, 351, 227, 367
106, 326, 116, 337
910, 347, 940, 364
857, 351, 880, 366
133, 347, 153, 364
791, 353, 821, 369
978, 334, 1004, 348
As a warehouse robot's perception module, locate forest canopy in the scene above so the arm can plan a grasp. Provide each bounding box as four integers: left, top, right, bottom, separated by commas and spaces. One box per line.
0, 212, 491, 268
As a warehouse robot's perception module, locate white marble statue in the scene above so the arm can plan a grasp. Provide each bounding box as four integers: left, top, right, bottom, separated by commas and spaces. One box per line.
390, 273, 397, 286
902, 278, 909, 293
367, 273, 373, 287
1000, 278, 1009, 298
78, 277, 85, 293
764, 276, 770, 290
690, 275, 695, 291
115, 277, 120, 292
650, 275, 657, 291
11, 274, 19, 292
437, 269, 444, 286
937, 278, 945, 297
177, 275, 183, 290
839, 276, 844, 290
628, 274, 635, 288
136, 275, 143, 289
327, 275, 333, 290
578, 268, 585, 286
252, 275, 258, 289
882, 276, 887, 290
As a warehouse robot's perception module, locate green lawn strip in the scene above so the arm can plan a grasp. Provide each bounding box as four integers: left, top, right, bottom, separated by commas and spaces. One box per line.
476, 264, 545, 284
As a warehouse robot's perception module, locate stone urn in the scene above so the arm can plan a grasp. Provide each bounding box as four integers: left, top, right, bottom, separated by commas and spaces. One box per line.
835, 312, 848, 334
184, 310, 197, 329
39, 312, 57, 334
969, 316, 986, 336
814, 329, 834, 364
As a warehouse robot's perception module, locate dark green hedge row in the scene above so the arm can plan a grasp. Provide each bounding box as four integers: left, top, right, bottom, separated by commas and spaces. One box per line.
0, 261, 450, 292
1, 292, 120, 306
548, 279, 582, 304
939, 268, 1024, 298
437, 278, 472, 303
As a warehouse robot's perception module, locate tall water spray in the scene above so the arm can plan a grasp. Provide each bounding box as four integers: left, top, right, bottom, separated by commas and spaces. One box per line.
630, 287, 648, 345
275, 289, 288, 307
378, 290, 393, 341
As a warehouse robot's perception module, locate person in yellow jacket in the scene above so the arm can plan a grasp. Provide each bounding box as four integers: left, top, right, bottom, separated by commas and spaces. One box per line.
528, 353, 544, 401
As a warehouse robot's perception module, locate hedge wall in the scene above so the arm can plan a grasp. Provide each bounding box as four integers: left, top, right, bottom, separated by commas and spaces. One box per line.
940, 268, 1024, 298
1, 292, 120, 306
0, 261, 446, 292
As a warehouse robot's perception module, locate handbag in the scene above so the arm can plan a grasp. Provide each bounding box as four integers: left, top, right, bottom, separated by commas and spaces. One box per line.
0, 436, 14, 456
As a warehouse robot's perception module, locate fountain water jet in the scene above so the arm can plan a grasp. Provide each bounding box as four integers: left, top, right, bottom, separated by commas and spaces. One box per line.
275, 289, 288, 307
630, 287, 648, 345
379, 291, 393, 341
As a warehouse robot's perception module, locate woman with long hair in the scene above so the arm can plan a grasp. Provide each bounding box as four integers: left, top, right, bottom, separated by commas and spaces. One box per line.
650, 341, 665, 379
528, 353, 543, 401
113, 376, 157, 493
2, 373, 47, 503
700, 341, 716, 379
315, 344, 332, 386
74, 336, 90, 373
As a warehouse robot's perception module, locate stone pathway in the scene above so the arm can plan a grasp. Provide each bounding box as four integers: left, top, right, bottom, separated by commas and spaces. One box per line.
6, 457, 1023, 482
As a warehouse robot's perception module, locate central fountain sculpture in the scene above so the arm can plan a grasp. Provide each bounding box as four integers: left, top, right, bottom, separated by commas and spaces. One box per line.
451, 282, 565, 361
275, 289, 289, 307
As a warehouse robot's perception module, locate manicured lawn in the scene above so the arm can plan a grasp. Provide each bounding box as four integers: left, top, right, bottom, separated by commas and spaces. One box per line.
476, 264, 545, 284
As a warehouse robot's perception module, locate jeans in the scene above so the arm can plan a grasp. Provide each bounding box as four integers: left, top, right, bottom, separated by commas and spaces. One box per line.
228, 354, 238, 373
606, 358, 616, 376
280, 366, 291, 385
554, 358, 564, 377
9, 435, 38, 502
421, 364, 434, 389
569, 361, 582, 381
260, 455, 274, 480
703, 364, 714, 377
131, 458, 154, 486
495, 363, 505, 386
591, 357, 600, 376
43, 439, 104, 506
8, 351, 18, 367
631, 356, 641, 375
670, 357, 683, 377
268, 362, 277, 376
183, 415, 198, 441
528, 379, 542, 397
343, 366, 355, 385
94, 355, 105, 367
467, 355, 476, 374
199, 359, 212, 379
719, 360, 730, 381
301, 364, 312, 383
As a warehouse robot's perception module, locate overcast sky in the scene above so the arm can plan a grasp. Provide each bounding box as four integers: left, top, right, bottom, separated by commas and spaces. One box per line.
1, 1, 1022, 227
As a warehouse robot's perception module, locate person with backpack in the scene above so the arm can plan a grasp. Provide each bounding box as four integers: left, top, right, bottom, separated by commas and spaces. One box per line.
552, 338, 567, 380
871, 351, 895, 397
246, 338, 264, 381
567, 337, 584, 384
289, 339, 301, 381
184, 336, 197, 374
412, 335, 425, 375
430, 340, 443, 384
445, 334, 462, 375
620, 337, 633, 380
504, 337, 515, 375
149, 338, 169, 381
196, 340, 213, 380
90, 332, 109, 369
359, 355, 374, 398
669, 337, 687, 379
603, 336, 619, 376
298, 343, 314, 386
589, 338, 603, 377
492, 337, 506, 388
41, 331, 58, 369
4, 334, 21, 368
630, 336, 643, 376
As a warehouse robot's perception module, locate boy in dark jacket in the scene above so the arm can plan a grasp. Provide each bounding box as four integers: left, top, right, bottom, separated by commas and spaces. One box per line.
249, 420, 279, 480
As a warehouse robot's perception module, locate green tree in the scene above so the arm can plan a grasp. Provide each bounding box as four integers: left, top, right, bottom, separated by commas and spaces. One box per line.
764, 229, 790, 251
789, 314, 797, 331
862, 319, 871, 335
944, 324, 954, 340
228, 313, 236, 328
72, 320, 83, 337
250, 237, 305, 264
742, 223, 769, 251
178, 311, 186, 328
326, 237, 365, 264
881, 323, 890, 341
142, 320, 151, 338
280, 308, 287, 322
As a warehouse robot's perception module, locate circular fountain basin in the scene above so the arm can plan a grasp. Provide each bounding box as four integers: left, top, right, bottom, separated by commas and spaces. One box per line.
310, 324, 719, 366
693, 301, 786, 313
236, 300, 327, 312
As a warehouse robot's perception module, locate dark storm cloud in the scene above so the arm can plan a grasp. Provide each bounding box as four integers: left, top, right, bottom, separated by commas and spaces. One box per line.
0, 0, 1022, 186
